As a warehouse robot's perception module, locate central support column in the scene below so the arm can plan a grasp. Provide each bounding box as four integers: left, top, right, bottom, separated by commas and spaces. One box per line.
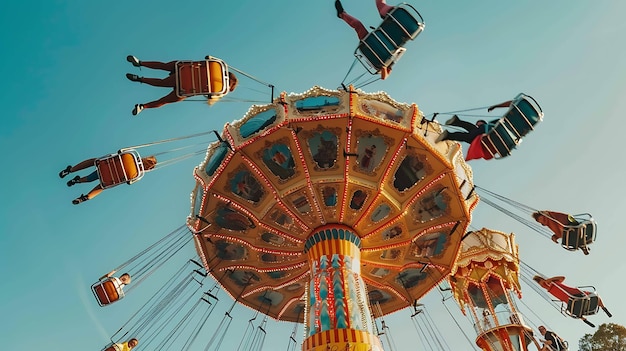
302, 225, 383, 351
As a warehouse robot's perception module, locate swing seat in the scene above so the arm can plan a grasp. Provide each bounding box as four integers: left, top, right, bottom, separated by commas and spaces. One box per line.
96, 149, 145, 189
566, 292, 599, 318
355, 3, 425, 74
499, 93, 544, 139
561, 218, 596, 254
480, 120, 519, 159
91, 278, 125, 306
175, 58, 229, 98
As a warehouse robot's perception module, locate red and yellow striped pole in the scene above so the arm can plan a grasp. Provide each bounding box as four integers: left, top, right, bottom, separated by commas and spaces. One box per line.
303, 225, 383, 351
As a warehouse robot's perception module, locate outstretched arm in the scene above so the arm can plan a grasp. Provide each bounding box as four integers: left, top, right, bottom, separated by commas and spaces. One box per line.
487, 100, 513, 112
99, 270, 117, 280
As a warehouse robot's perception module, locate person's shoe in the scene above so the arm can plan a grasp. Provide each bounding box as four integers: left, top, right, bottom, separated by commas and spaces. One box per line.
67, 175, 81, 187
445, 115, 459, 125
335, 0, 344, 18
602, 306, 613, 318
435, 130, 448, 143
126, 55, 141, 67
126, 73, 141, 82
72, 194, 89, 205
59, 165, 72, 178
132, 104, 144, 116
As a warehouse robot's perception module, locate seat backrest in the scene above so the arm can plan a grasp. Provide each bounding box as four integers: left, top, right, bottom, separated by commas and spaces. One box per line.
359, 30, 396, 68
92, 279, 124, 306
503, 96, 543, 138
483, 122, 518, 158
566, 296, 587, 317
208, 60, 226, 93
176, 59, 228, 98
97, 152, 142, 188
380, 7, 421, 47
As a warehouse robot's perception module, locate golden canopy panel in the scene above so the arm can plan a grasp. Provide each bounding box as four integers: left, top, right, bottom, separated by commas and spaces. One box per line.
187, 86, 478, 322
448, 228, 522, 312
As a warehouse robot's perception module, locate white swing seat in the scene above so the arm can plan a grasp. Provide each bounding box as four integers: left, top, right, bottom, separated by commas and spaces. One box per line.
91, 277, 125, 306
96, 149, 145, 189
354, 3, 424, 74
175, 57, 229, 98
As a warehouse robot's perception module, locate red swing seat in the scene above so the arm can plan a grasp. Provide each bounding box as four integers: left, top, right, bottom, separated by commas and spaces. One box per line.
175, 57, 229, 98
96, 149, 145, 189
91, 277, 125, 306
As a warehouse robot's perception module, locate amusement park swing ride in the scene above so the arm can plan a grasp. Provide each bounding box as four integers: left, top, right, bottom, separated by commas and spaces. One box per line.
62, 3, 612, 351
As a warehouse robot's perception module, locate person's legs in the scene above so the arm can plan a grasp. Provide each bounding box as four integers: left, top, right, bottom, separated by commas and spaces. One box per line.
139, 60, 177, 73
443, 131, 477, 144
340, 12, 369, 40
142, 90, 185, 109
376, 0, 394, 18
86, 185, 103, 200
79, 170, 100, 184
138, 74, 177, 88
72, 185, 103, 204
449, 118, 478, 132
69, 158, 97, 172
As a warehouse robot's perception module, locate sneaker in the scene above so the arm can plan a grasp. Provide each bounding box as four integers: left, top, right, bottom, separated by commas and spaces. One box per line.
435, 130, 448, 143
445, 115, 459, 125
59, 165, 72, 178
67, 175, 81, 187
72, 194, 89, 205
334, 0, 344, 18
126, 73, 141, 82
126, 55, 141, 67
132, 104, 144, 116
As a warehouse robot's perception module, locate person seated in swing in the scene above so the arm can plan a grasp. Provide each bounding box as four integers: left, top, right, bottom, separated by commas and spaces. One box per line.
334, 0, 396, 79
532, 211, 579, 244
59, 155, 157, 204
104, 338, 139, 351
436, 115, 490, 144
537, 326, 567, 351
533, 275, 612, 318
125, 55, 238, 115
93, 271, 132, 305
100, 270, 132, 289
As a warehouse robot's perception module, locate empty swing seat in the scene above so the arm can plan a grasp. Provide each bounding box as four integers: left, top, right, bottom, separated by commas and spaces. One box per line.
96, 149, 145, 189
561, 217, 596, 253
176, 58, 229, 98
355, 3, 425, 74
500, 93, 544, 139
92, 278, 125, 306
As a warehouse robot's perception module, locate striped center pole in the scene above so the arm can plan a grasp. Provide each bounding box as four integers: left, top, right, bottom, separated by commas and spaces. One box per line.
303, 225, 383, 351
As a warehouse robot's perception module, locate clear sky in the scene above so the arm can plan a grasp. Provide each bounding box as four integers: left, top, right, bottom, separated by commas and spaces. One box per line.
1, 1, 625, 350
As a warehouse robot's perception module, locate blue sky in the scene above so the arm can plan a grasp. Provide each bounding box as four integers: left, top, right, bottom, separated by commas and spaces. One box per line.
1, 1, 625, 350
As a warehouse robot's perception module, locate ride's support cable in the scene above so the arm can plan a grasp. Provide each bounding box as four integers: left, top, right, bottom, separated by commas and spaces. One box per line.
203, 275, 244, 351
111, 260, 194, 341
285, 321, 300, 351
340, 58, 360, 87
181, 295, 219, 351
250, 314, 269, 351
236, 310, 260, 351
229, 66, 274, 102
139, 275, 203, 349
434, 285, 480, 351
111, 224, 187, 273
127, 232, 193, 292
409, 311, 430, 351
437, 106, 493, 115
132, 273, 198, 340
126, 130, 219, 150
150, 293, 205, 350
154, 149, 208, 169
